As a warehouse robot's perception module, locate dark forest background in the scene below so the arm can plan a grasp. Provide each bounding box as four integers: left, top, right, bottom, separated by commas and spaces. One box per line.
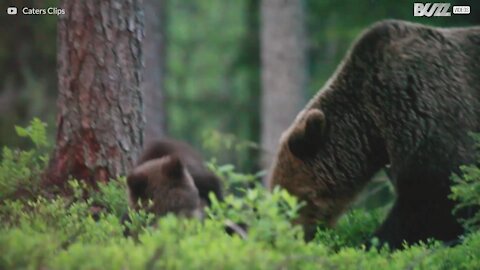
0, 0, 478, 174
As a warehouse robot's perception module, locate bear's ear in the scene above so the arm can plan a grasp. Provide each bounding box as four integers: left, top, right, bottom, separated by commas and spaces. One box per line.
163, 155, 184, 179
288, 109, 326, 158
127, 172, 148, 198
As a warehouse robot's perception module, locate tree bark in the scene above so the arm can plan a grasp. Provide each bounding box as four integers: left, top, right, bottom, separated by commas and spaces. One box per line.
44, 0, 145, 186
143, 0, 168, 143
260, 0, 307, 173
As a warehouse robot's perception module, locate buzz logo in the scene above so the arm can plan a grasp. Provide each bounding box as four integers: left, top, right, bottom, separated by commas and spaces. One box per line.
414, 3, 451, 17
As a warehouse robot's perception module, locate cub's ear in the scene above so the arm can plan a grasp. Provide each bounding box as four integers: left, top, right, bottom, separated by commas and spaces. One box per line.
127, 172, 148, 198
288, 109, 326, 158
163, 155, 184, 179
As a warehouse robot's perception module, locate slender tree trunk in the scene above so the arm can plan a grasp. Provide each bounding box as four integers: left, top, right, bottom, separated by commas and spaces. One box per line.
260, 0, 307, 174
44, 0, 145, 186
143, 0, 168, 143
244, 0, 261, 172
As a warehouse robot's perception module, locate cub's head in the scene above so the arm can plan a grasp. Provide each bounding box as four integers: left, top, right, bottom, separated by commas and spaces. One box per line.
127, 155, 203, 219
268, 108, 384, 235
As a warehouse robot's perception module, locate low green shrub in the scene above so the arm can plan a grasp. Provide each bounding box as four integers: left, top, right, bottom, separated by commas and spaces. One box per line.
1, 121, 479, 269
0, 118, 49, 200
314, 208, 384, 250
450, 133, 480, 232
1, 194, 479, 270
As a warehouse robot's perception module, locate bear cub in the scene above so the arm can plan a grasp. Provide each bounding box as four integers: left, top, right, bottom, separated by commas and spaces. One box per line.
127, 155, 203, 218
126, 139, 223, 218
124, 139, 249, 238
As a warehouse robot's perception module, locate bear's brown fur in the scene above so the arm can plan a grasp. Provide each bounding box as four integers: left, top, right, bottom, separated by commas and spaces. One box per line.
127, 155, 203, 218
124, 140, 249, 238
126, 138, 222, 220
268, 20, 480, 248
135, 139, 223, 205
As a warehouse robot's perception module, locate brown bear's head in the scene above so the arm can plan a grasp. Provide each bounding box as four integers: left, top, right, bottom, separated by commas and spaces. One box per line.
127, 155, 203, 219
268, 107, 385, 235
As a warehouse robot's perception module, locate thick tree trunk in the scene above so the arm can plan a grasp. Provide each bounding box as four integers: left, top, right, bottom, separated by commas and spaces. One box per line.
143, 0, 168, 143
44, 0, 145, 186
260, 0, 307, 173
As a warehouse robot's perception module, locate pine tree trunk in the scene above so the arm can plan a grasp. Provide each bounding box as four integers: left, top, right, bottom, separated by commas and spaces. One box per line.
44, 0, 145, 186
260, 0, 307, 173
143, 0, 168, 143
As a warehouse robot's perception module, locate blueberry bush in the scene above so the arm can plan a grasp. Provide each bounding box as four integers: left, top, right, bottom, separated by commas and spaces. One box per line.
0, 120, 479, 269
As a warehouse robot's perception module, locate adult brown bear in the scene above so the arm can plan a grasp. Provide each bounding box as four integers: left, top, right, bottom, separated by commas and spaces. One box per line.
268, 20, 480, 249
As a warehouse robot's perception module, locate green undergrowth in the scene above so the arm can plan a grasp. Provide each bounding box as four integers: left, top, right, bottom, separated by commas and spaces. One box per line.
0, 120, 479, 269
